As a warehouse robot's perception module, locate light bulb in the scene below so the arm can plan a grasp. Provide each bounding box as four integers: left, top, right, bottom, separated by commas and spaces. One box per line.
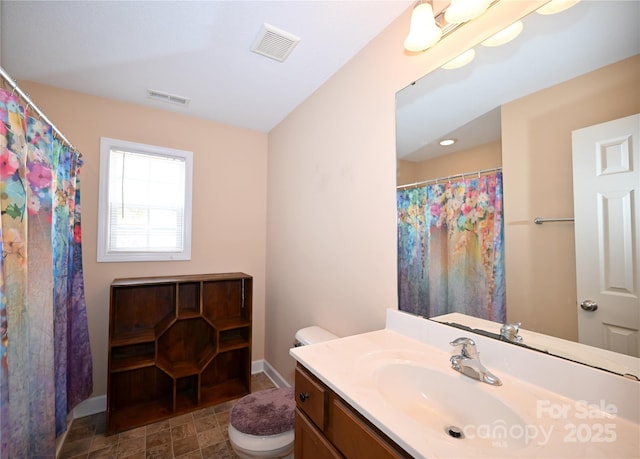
481, 21, 524, 47
537, 0, 580, 15
442, 49, 476, 70
445, 0, 492, 24
404, 3, 443, 52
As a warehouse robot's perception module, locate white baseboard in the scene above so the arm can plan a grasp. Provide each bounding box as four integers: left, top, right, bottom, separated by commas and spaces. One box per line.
71, 359, 286, 421
73, 394, 106, 419
251, 359, 265, 374
262, 359, 291, 388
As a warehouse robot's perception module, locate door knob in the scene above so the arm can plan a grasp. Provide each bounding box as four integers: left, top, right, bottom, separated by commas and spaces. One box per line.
580, 300, 598, 312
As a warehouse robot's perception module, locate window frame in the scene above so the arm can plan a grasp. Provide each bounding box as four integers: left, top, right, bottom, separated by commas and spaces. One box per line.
97, 137, 193, 262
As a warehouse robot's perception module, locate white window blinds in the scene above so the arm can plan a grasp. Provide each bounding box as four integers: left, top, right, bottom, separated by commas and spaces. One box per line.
109, 149, 185, 252
98, 138, 192, 262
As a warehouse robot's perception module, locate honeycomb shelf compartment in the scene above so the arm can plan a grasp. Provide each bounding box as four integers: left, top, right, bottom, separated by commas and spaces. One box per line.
157, 318, 216, 377
110, 342, 155, 373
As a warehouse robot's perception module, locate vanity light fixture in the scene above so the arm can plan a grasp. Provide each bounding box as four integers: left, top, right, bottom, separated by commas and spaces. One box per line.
439, 138, 457, 146
404, 0, 498, 53
442, 48, 476, 69
444, 0, 492, 24
404, 2, 442, 52
536, 0, 580, 15
480, 20, 524, 47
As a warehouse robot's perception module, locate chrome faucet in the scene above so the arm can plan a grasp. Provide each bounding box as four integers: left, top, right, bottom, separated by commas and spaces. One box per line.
500, 322, 523, 343
449, 337, 502, 386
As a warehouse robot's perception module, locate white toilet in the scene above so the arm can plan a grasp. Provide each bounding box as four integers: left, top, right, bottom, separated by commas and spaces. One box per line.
228, 326, 338, 459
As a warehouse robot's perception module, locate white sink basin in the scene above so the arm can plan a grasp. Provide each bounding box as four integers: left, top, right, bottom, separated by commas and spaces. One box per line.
374, 362, 530, 449
355, 349, 543, 453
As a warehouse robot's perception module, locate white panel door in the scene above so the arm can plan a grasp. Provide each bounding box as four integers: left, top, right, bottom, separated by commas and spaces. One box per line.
572, 114, 640, 357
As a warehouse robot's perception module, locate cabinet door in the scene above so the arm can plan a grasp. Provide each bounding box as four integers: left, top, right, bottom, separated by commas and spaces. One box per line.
295, 367, 327, 429
295, 409, 343, 459
328, 397, 406, 459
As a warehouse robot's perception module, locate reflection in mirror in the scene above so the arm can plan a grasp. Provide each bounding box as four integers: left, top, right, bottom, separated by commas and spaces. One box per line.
396, 1, 640, 378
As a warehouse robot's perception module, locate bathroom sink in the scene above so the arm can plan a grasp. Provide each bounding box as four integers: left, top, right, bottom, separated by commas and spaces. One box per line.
355, 349, 539, 452
374, 363, 530, 449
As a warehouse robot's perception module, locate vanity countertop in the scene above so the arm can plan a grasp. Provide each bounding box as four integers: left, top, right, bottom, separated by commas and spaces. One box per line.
289, 310, 640, 459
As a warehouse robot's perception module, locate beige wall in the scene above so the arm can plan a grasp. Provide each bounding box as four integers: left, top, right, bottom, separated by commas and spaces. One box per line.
397, 140, 502, 186
502, 54, 640, 340
19, 81, 268, 397
396, 158, 418, 187
265, 2, 545, 384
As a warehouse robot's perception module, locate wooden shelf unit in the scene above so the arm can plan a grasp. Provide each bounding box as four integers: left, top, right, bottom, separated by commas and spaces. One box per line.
107, 273, 252, 434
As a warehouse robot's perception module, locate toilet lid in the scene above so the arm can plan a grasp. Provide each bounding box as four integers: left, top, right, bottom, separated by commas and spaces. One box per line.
230, 387, 295, 436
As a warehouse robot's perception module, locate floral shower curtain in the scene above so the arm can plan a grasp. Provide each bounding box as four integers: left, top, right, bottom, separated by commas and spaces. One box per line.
0, 88, 92, 456
397, 171, 505, 323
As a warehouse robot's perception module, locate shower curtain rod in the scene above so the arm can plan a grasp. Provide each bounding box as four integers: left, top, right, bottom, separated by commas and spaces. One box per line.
396, 167, 502, 190
0, 65, 79, 154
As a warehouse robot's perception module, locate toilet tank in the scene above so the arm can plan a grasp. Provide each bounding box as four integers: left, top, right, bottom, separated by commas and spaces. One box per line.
294, 326, 338, 347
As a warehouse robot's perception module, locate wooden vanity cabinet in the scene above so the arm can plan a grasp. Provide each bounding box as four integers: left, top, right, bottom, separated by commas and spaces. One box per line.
295, 364, 412, 459
295, 410, 343, 459
107, 273, 252, 434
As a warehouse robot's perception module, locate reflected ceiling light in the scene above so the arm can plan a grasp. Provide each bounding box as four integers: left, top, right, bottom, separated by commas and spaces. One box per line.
445, 0, 492, 24
536, 0, 580, 15
404, 2, 442, 52
481, 20, 524, 47
439, 138, 457, 146
442, 48, 476, 69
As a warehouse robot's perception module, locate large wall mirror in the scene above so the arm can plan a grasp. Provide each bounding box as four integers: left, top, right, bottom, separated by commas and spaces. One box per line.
396, 1, 639, 378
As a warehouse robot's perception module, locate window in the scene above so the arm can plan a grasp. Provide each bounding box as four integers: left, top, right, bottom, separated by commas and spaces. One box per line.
98, 137, 193, 262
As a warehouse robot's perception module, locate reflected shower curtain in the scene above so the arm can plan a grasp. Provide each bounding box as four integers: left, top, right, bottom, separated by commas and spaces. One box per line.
398, 172, 505, 323
0, 89, 92, 457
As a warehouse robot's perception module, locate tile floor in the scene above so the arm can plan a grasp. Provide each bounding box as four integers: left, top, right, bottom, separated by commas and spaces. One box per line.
58, 373, 276, 459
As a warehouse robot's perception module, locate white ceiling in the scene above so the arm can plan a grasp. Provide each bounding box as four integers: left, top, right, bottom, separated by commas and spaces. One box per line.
0, 0, 412, 133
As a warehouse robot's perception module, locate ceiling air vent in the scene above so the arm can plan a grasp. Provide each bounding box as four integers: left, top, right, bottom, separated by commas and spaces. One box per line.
147, 89, 190, 106
251, 24, 300, 62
